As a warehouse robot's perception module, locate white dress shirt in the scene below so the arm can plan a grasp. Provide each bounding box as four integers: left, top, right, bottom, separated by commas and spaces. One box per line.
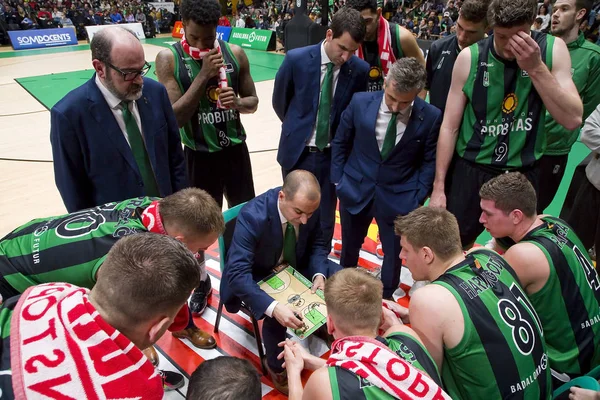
264, 200, 325, 318
307, 41, 341, 148
95, 75, 143, 146
375, 99, 413, 152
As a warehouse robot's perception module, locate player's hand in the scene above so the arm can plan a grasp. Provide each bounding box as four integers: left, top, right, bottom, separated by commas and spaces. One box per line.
507, 32, 542, 73
273, 304, 304, 329
218, 87, 239, 109
311, 275, 325, 293
569, 387, 600, 400
198, 48, 223, 80
277, 339, 323, 370
282, 340, 305, 374
382, 299, 410, 323
429, 188, 447, 209
380, 305, 402, 332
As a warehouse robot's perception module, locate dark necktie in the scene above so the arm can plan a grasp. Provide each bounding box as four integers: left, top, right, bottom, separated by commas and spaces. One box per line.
120, 101, 159, 196
283, 222, 297, 268
315, 62, 333, 151
381, 112, 398, 160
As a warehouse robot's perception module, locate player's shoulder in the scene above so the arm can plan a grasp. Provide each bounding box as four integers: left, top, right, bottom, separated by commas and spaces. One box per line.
411, 283, 455, 311
304, 367, 334, 400
156, 47, 175, 65
504, 241, 547, 266
578, 39, 600, 58
431, 34, 457, 52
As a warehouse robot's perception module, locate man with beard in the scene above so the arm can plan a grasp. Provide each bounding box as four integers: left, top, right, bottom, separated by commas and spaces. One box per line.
536, 0, 600, 212
51, 27, 188, 213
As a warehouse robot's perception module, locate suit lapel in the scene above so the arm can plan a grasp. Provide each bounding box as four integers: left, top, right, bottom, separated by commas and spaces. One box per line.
309, 44, 322, 113
268, 192, 284, 263
367, 92, 384, 157
332, 60, 352, 119
87, 77, 140, 175
389, 98, 425, 157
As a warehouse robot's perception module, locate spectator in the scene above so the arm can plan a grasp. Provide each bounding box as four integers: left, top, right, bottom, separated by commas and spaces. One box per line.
52, 6, 64, 21
125, 9, 135, 22
537, 3, 550, 30
532, 15, 543, 30
110, 7, 122, 23
136, 8, 146, 23
235, 13, 245, 27
218, 14, 230, 26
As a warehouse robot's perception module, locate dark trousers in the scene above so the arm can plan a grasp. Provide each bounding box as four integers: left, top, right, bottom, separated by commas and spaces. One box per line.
185, 142, 256, 208
283, 147, 336, 248
262, 315, 287, 372
339, 200, 402, 298
564, 174, 600, 254
537, 154, 569, 213
447, 157, 540, 248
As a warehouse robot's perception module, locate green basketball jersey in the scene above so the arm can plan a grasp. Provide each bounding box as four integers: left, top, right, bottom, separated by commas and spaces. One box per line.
456, 32, 555, 169
328, 333, 440, 399
522, 216, 600, 375
433, 248, 551, 399
170, 40, 246, 152
0, 197, 153, 294
545, 33, 600, 155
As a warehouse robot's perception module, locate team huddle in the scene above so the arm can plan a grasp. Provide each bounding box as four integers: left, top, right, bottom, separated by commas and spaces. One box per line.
1, 0, 600, 396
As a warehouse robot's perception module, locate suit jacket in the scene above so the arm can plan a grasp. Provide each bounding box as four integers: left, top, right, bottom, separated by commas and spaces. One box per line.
50, 76, 188, 212
221, 188, 333, 319
273, 42, 369, 170
331, 92, 442, 217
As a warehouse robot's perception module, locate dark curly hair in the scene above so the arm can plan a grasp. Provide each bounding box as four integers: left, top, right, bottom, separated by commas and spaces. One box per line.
180, 0, 221, 26
346, 0, 378, 13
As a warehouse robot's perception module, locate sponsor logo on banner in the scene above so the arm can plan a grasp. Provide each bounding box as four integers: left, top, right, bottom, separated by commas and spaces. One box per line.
216, 26, 231, 41
228, 27, 274, 51
8, 28, 77, 50
172, 21, 184, 38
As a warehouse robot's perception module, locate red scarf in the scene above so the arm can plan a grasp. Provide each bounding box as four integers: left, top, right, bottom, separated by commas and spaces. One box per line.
141, 201, 190, 332
11, 283, 163, 400
355, 16, 396, 75
326, 336, 450, 400
180, 35, 229, 109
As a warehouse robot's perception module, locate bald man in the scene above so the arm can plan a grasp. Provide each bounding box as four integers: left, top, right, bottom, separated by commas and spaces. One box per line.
51, 27, 188, 213
221, 170, 336, 395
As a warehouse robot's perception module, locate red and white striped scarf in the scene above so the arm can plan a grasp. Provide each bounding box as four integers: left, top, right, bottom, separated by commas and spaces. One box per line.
355, 16, 397, 76
11, 283, 163, 400
326, 336, 450, 400
181, 35, 229, 109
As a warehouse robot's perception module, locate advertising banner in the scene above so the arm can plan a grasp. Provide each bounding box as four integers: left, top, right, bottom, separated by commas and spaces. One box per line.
148, 2, 175, 13
172, 21, 184, 38
228, 28, 275, 51
9, 28, 77, 50
85, 23, 146, 42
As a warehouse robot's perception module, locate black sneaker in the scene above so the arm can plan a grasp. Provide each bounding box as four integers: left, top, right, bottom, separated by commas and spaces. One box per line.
160, 370, 185, 391
189, 278, 212, 315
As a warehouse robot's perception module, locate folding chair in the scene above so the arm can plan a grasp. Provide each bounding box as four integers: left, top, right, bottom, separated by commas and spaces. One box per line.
213, 202, 267, 375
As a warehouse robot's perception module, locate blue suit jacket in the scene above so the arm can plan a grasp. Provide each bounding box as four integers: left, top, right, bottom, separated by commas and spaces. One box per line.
331, 92, 442, 217
273, 42, 369, 170
221, 188, 334, 319
50, 76, 188, 212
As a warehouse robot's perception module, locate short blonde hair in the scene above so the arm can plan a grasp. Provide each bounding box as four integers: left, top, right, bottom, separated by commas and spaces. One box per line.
394, 207, 463, 261
324, 269, 383, 334
159, 188, 225, 237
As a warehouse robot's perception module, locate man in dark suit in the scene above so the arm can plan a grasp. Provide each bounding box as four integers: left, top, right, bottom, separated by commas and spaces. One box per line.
273, 7, 370, 250
221, 170, 334, 395
331, 58, 441, 299
51, 27, 188, 214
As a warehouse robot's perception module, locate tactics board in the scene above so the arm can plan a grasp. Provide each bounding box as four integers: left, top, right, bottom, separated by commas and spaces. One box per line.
258, 266, 327, 339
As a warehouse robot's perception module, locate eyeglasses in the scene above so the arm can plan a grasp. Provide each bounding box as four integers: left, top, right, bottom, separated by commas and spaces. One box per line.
104, 61, 151, 81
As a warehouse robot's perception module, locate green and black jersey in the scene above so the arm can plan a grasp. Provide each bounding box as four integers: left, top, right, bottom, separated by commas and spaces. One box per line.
457, 32, 555, 169
545, 33, 600, 155
170, 40, 246, 152
434, 248, 551, 399
328, 333, 441, 399
0, 197, 153, 294
362, 22, 405, 92
522, 216, 600, 375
